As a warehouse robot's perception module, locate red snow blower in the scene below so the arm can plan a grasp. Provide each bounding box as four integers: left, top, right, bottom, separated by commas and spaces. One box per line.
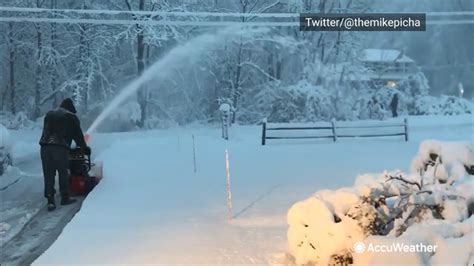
69, 134, 103, 196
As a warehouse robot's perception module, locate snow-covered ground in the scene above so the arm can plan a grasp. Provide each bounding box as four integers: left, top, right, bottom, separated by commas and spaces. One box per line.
3, 115, 471, 265
1, 129, 42, 245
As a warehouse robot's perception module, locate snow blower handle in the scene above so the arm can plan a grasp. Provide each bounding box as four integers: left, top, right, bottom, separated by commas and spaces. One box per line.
69, 147, 92, 172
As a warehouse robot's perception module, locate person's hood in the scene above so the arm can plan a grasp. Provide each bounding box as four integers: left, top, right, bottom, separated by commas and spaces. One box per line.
60, 98, 77, 114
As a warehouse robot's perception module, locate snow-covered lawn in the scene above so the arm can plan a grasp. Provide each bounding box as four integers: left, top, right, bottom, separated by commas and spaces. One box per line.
30, 115, 472, 265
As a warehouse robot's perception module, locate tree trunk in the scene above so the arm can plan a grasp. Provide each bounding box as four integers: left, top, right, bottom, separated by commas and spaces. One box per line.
231, 40, 243, 124
136, 0, 148, 128
1, 85, 5, 110
84, 39, 91, 112
76, 20, 88, 112
8, 22, 16, 114
34, 23, 43, 119
50, 0, 59, 108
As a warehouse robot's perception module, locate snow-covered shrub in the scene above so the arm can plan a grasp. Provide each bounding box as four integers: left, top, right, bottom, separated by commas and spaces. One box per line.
239, 77, 471, 123
412, 95, 473, 115
287, 140, 474, 265
240, 81, 342, 123
0, 111, 39, 130
0, 124, 13, 175
397, 72, 430, 97
412, 95, 441, 115
439, 95, 473, 115
411, 140, 474, 184
300, 83, 335, 121
287, 194, 364, 265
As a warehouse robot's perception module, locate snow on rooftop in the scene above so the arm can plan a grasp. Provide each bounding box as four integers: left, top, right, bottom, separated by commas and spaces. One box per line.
362, 49, 414, 63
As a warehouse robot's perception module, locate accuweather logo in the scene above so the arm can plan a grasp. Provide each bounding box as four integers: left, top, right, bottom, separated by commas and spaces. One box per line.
353, 241, 437, 254
354, 242, 366, 253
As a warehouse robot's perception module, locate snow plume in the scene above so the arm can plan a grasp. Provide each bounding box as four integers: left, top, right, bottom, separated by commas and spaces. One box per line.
87, 27, 268, 134
287, 140, 474, 265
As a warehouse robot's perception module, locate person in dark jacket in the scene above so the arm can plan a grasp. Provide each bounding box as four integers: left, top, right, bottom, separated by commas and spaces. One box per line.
390, 93, 399, 117
39, 98, 91, 211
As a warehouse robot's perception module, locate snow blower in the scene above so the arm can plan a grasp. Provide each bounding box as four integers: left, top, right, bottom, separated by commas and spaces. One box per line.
68, 134, 103, 196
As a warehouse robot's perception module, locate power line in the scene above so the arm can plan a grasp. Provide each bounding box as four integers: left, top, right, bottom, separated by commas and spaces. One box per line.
0, 17, 298, 27
1, 7, 474, 27
1, 6, 473, 18
0, 6, 298, 18
0, 16, 473, 27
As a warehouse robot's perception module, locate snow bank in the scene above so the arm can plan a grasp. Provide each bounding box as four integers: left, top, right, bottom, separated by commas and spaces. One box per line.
287, 140, 474, 265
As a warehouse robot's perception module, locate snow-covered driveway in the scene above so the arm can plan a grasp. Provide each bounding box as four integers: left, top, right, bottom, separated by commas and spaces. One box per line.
35, 115, 472, 264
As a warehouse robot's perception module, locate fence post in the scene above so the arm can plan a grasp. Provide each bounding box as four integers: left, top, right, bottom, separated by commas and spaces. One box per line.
331, 119, 337, 142
404, 118, 409, 142
261, 118, 267, 145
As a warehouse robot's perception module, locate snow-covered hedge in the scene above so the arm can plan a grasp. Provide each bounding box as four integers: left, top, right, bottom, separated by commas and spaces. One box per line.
413, 95, 473, 116
239, 81, 352, 123
287, 141, 474, 265
238, 79, 472, 124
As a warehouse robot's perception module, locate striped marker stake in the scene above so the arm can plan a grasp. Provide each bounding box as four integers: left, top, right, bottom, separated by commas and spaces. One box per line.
192, 134, 197, 173
225, 149, 233, 220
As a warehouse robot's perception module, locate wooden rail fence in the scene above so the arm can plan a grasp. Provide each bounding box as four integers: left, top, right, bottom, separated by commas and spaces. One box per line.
261, 118, 408, 145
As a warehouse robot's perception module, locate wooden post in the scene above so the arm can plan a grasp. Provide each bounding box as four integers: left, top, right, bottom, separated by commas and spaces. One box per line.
404, 118, 408, 142
222, 113, 229, 140
225, 149, 233, 220
331, 119, 337, 142
221, 116, 225, 139
261, 118, 267, 145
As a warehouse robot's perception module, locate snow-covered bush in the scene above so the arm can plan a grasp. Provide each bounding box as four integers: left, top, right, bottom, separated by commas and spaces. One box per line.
239, 76, 471, 124
287, 140, 474, 265
397, 72, 430, 97
240, 81, 346, 123
411, 140, 474, 184
413, 95, 473, 115
0, 124, 13, 175
0, 111, 39, 130
412, 95, 441, 115
439, 95, 473, 115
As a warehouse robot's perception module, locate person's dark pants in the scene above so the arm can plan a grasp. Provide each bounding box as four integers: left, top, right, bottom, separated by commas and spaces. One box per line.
41, 145, 70, 199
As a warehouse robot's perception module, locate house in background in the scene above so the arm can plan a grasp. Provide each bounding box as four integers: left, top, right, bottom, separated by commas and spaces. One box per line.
357, 49, 419, 89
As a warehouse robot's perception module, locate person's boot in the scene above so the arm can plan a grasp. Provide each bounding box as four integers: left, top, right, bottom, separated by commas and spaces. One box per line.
47, 195, 56, 211
60, 196, 77, 206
